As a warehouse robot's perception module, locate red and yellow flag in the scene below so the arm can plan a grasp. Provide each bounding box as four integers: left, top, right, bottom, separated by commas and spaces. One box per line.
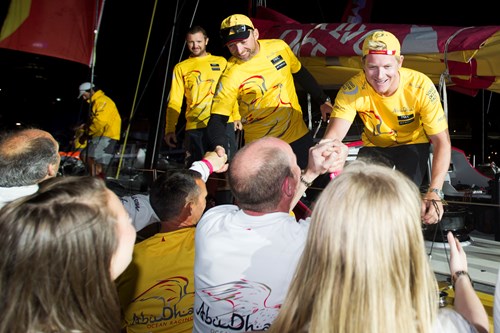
0, 0, 104, 66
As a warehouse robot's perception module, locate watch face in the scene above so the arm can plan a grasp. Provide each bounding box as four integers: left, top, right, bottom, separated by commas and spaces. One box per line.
429, 188, 444, 199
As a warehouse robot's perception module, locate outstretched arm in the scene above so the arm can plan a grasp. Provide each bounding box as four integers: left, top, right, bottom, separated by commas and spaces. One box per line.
447, 231, 489, 333
291, 139, 348, 210
422, 129, 451, 224
207, 114, 230, 157
189, 151, 228, 183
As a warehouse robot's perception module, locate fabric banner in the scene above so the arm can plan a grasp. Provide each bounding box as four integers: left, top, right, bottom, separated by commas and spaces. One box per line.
255, 7, 500, 95
0, 0, 104, 66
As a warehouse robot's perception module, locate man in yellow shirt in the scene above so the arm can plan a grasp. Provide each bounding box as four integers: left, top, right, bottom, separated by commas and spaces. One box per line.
207, 14, 333, 169
116, 167, 215, 333
165, 26, 241, 167
320, 30, 451, 225
78, 82, 121, 177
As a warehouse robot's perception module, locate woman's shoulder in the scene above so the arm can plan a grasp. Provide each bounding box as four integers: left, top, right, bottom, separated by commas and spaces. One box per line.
433, 308, 479, 333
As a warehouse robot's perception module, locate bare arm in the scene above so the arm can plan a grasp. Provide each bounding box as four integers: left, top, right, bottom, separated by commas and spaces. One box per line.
320, 117, 352, 142
447, 232, 489, 333
422, 129, 451, 224
291, 139, 348, 210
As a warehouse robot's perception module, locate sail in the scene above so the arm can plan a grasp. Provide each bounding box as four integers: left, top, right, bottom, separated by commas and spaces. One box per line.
0, 0, 105, 66
254, 7, 500, 96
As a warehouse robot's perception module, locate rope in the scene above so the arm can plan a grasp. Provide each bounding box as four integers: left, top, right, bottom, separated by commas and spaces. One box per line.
114, 0, 159, 179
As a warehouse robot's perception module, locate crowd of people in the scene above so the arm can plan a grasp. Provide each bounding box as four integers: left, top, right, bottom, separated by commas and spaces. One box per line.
0, 13, 496, 333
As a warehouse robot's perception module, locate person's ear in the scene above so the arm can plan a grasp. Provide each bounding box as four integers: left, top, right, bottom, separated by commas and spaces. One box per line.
253, 29, 259, 41
398, 55, 404, 67
47, 163, 57, 177
282, 176, 294, 197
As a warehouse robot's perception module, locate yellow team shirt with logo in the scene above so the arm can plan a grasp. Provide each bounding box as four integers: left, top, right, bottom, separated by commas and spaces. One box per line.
211, 39, 308, 144
332, 67, 448, 147
116, 228, 196, 333
165, 54, 239, 133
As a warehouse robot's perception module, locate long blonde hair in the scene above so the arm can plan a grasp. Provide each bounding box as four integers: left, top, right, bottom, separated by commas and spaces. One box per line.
269, 159, 439, 333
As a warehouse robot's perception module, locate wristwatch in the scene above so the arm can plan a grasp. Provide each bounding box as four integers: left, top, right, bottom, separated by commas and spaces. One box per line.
428, 187, 444, 199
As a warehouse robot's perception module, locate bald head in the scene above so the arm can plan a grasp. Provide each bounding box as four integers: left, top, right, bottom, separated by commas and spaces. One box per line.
229, 137, 297, 212
0, 129, 60, 187
0, 129, 57, 155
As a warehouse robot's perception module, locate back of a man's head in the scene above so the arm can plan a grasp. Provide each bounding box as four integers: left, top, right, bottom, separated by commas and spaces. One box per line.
0, 129, 60, 187
229, 137, 293, 212
149, 169, 202, 222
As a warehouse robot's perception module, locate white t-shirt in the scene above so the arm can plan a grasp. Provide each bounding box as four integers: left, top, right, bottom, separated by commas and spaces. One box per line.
193, 204, 310, 333
433, 308, 479, 332
0, 184, 39, 208
119, 193, 159, 231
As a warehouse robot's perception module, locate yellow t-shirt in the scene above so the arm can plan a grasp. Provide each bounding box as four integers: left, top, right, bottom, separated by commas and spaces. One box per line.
211, 39, 309, 144
332, 67, 448, 147
116, 227, 196, 333
166, 54, 238, 133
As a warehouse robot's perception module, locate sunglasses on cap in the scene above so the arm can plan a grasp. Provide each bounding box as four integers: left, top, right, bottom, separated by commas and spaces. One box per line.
220, 25, 253, 39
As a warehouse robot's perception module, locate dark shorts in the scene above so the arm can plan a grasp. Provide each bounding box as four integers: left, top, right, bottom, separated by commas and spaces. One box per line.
357, 143, 430, 186
184, 128, 210, 167
290, 132, 315, 170
86, 136, 118, 164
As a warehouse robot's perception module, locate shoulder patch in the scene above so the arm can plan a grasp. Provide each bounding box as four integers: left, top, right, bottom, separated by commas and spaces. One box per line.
341, 80, 358, 95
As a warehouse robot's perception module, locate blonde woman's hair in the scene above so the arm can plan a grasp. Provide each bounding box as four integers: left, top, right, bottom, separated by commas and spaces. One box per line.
269, 159, 439, 333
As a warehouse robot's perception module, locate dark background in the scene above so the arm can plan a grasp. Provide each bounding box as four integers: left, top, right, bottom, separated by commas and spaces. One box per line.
0, 0, 499, 164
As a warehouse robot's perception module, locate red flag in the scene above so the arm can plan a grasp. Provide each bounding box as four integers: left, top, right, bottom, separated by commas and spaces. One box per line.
0, 0, 104, 66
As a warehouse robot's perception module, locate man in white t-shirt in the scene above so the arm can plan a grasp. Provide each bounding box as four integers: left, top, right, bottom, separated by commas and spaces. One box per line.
120, 151, 228, 232
192, 136, 348, 332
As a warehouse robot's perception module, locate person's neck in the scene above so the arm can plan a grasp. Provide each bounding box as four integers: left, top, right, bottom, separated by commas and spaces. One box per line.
159, 220, 194, 233
191, 51, 208, 58
242, 207, 288, 216
254, 41, 260, 56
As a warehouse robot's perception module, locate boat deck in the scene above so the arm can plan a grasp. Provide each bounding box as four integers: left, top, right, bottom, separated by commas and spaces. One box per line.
428, 231, 499, 294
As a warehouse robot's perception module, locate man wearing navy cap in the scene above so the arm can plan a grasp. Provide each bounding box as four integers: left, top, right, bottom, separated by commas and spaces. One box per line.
206, 14, 336, 169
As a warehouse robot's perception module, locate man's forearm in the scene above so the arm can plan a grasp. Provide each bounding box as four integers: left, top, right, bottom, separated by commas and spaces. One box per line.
207, 114, 230, 150
429, 133, 452, 189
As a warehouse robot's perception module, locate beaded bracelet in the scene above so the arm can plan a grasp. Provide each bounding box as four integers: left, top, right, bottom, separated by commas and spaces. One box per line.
300, 175, 313, 188
452, 270, 472, 288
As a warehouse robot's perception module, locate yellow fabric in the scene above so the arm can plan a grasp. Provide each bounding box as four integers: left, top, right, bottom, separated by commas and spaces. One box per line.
220, 14, 254, 30
116, 228, 196, 333
0, 0, 30, 41
73, 127, 87, 149
211, 39, 308, 144
332, 67, 448, 147
362, 30, 401, 57
88, 90, 121, 140
166, 54, 237, 133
